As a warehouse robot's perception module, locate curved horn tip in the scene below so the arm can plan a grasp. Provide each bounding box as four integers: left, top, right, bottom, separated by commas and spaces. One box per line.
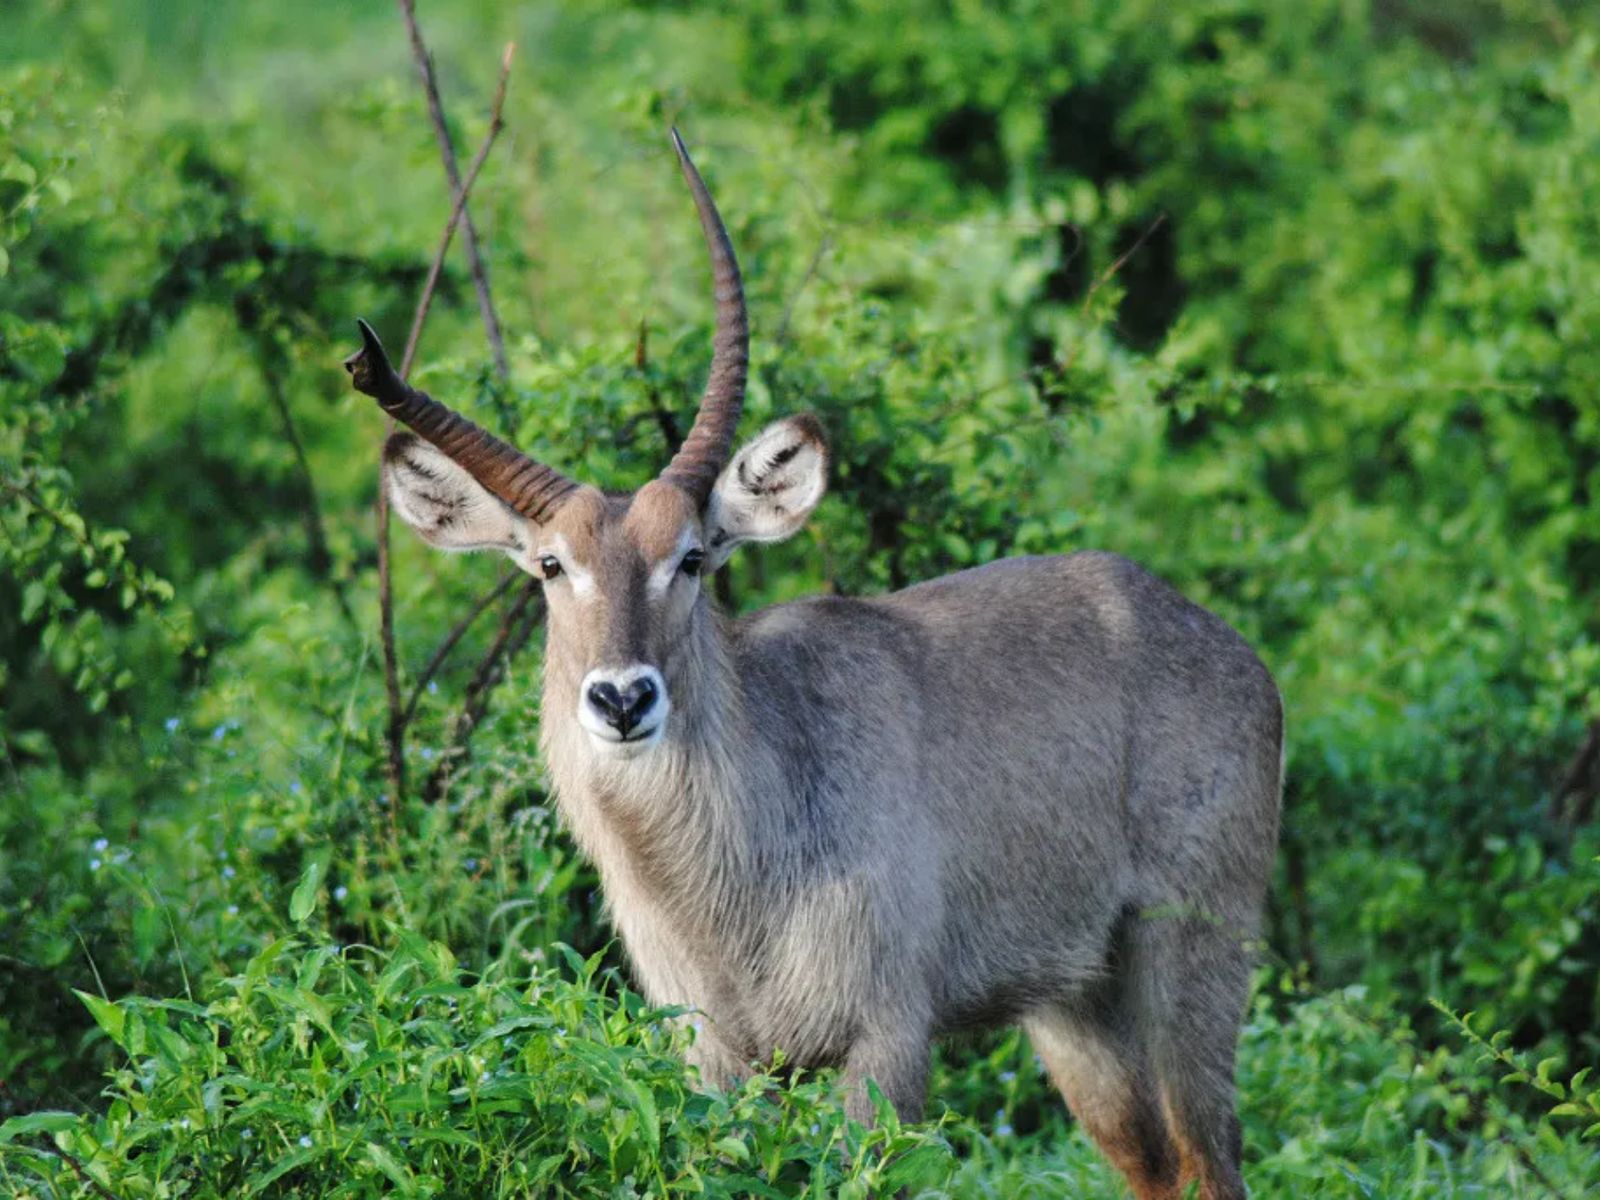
669, 126, 701, 179
343, 317, 399, 399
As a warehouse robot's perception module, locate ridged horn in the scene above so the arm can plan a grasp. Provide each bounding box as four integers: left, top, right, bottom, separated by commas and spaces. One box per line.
343, 319, 578, 524
658, 127, 749, 505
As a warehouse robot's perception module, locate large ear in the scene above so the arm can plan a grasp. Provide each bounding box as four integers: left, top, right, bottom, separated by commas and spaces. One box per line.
384, 432, 531, 557
703, 414, 828, 570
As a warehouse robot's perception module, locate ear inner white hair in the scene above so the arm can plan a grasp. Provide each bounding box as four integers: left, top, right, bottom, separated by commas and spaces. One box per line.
384, 433, 527, 554
704, 415, 829, 569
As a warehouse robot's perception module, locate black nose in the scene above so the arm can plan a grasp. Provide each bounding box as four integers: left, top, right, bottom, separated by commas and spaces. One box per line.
586, 676, 659, 737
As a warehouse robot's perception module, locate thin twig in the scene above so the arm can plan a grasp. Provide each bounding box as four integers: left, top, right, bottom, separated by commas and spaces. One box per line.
401, 42, 517, 378
400, 570, 518, 730
1550, 718, 1600, 827
37, 1137, 122, 1200
774, 231, 833, 349
424, 580, 544, 802
635, 320, 682, 453
1056, 211, 1167, 374
259, 362, 355, 625
375, 40, 516, 811
376, 479, 406, 815
398, 0, 510, 381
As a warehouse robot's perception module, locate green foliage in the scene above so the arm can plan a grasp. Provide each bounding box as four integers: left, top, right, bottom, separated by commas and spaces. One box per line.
1, 934, 954, 1198
2, 0, 1599, 1195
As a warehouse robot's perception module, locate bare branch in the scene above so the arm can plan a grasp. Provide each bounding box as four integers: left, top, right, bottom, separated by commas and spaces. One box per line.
401, 42, 517, 378
1550, 718, 1600, 828
423, 579, 545, 802
775, 231, 833, 349
376, 482, 406, 815
376, 37, 516, 810
397, 0, 510, 381
400, 569, 518, 730
258, 358, 355, 626
1056, 211, 1167, 375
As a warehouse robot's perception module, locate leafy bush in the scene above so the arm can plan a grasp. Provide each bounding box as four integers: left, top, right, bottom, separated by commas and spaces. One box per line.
1, 926, 954, 1199
2, 0, 1599, 1195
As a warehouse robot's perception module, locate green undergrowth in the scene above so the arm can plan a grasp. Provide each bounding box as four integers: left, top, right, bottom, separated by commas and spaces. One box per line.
3, 0, 1600, 1195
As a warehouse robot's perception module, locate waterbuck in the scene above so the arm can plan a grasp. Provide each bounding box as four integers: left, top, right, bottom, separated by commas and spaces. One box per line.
344, 129, 1282, 1200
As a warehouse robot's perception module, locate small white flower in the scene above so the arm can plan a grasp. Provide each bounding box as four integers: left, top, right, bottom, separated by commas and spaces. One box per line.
298, 1135, 312, 1149
333, 885, 348, 901
996, 1123, 1014, 1138
89, 858, 102, 871
164, 716, 180, 732
241, 1128, 253, 1140
999, 1070, 1016, 1084
427, 680, 439, 694
93, 837, 109, 852
222, 866, 236, 879
226, 904, 239, 916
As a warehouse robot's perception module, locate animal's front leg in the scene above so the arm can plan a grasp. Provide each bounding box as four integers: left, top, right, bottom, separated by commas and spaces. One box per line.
842, 1024, 930, 1125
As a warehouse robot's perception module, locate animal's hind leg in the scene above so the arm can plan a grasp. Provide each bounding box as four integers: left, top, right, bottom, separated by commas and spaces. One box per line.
1025, 1002, 1182, 1200
1135, 915, 1253, 1200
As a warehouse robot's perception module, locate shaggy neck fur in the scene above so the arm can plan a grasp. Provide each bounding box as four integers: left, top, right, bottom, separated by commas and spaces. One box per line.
538, 593, 793, 1011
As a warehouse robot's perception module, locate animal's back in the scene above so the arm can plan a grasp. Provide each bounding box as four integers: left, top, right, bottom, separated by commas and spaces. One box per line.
735, 550, 1283, 1027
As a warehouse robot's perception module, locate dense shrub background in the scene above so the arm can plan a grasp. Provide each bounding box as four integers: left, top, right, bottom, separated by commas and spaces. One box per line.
2, 1, 1598, 1195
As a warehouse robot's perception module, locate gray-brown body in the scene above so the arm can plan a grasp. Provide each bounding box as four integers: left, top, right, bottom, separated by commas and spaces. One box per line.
358, 128, 1282, 1200
538, 542, 1281, 1200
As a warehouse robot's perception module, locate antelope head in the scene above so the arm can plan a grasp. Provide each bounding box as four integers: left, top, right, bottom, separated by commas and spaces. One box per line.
346, 131, 828, 758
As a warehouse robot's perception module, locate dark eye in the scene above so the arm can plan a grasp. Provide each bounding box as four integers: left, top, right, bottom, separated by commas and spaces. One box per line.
538, 555, 562, 580
680, 548, 706, 577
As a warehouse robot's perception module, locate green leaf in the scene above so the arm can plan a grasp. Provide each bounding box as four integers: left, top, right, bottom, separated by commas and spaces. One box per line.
879, 1142, 954, 1192
365, 1141, 419, 1196
289, 860, 321, 923
73, 989, 126, 1048
246, 1146, 317, 1189
0, 1111, 79, 1144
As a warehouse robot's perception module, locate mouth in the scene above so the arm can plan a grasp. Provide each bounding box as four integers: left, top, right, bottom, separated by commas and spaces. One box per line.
584, 722, 665, 754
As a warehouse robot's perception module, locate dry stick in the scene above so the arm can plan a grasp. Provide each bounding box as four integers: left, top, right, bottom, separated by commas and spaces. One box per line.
634, 320, 682, 457
261, 368, 356, 626
424, 580, 545, 803
1055, 211, 1167, 375
774, 231, 833, 349
37, 1138, 122, 1200
1550, 718, 1600, 827
375, 41, 517, 813
401, 43, 517, 378
400, 569, 518, 730
398, 0, 510, 381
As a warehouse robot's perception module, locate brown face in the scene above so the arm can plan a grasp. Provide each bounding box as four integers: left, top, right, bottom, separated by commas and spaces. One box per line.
532, 481, 709, 755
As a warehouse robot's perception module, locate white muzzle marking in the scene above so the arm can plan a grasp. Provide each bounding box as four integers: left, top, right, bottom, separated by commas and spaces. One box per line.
578, 664, 669, 754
